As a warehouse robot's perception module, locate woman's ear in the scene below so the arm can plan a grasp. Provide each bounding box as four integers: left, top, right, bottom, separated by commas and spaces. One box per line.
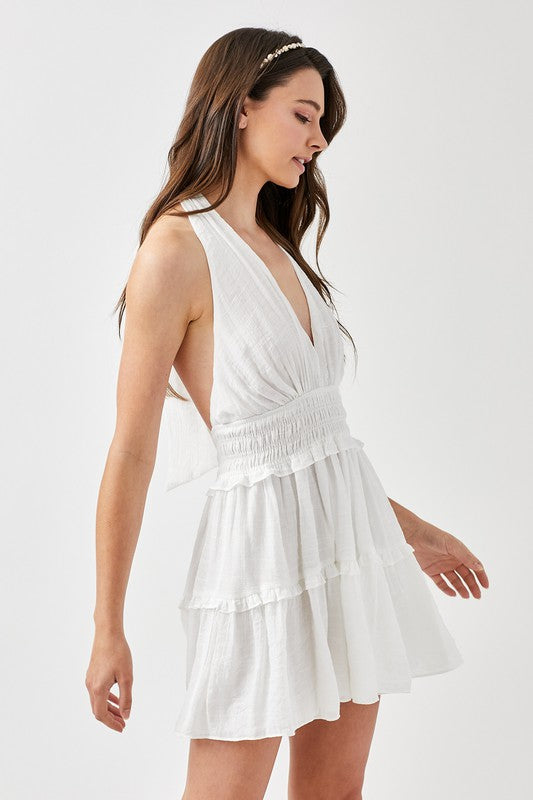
238, 96, 251, 129
238, 108, 248, 129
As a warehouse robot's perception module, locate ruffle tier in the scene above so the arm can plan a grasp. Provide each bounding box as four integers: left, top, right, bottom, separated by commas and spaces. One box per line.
174, 445, 463, 740
175, 556, 463, 740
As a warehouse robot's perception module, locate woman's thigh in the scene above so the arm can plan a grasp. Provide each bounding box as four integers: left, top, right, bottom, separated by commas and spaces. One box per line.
181, 735, 283, 800
287, 697, 381, 800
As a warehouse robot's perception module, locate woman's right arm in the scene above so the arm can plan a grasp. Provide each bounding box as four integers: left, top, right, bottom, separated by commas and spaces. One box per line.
85, 223, 203, 732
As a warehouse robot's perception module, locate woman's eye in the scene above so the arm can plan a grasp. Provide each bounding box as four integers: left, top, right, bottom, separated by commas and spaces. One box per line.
295, 113, 311, 124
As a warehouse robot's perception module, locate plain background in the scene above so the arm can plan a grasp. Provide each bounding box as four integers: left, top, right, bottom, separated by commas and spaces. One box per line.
1, 1, 531, 798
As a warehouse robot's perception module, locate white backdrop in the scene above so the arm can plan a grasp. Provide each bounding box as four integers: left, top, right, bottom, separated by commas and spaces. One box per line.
1, 1, 531, 798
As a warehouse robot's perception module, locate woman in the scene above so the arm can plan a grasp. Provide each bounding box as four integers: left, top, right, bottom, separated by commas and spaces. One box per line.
85, 27, 489, 800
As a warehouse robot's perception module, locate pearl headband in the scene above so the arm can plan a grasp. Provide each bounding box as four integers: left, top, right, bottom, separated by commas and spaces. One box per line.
259, 42, 305, 70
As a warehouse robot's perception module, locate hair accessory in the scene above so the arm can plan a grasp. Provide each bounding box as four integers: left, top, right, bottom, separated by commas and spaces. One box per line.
259, 42, 304, 70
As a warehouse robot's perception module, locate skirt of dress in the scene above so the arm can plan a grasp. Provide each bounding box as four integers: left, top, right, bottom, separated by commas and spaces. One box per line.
174, 442, 464, 741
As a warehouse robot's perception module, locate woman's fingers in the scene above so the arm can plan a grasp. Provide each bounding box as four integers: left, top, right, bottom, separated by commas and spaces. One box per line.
454, 564, 483, 598
446, 536, 490, 588
89, 685, 125, 731
430, 573, 458, 596
116, 678, 133, 719
106, 686, 133, 718
105, 710, 125, 731
107, 700, 124, 719
443, 570, 470, 598
105, 689, 131, 724
108, 690, 120, 707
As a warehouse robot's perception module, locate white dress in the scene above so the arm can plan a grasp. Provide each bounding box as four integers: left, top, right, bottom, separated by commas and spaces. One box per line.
162, 192, 463, 741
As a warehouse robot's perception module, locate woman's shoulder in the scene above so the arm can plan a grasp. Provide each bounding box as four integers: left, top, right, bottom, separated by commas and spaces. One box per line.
140, 203, 207, 271
145, 200, 196, 247
133, 206, 211, 322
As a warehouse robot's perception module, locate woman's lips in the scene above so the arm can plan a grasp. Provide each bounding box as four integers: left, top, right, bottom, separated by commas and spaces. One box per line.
292, 157, 305, 173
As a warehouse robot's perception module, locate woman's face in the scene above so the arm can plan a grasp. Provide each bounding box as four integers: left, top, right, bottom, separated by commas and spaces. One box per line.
239, 68, 329, 189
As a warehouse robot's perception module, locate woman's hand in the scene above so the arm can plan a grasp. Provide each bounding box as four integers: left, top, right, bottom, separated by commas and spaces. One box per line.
406, 519, 490, 599
85, 631, 133, 732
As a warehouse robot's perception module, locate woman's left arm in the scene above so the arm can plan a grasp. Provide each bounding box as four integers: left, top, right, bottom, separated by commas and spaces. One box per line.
388, 498, 490, 598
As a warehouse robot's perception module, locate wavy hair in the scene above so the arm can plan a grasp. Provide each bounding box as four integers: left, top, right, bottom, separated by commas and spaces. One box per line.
114, 27, 357, 399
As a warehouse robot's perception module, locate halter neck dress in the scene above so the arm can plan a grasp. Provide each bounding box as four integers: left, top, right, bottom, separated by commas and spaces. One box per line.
162, 192, 463, 741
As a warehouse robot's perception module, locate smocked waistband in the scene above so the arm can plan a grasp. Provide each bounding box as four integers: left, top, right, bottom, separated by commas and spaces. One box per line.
206, 385, 364, 493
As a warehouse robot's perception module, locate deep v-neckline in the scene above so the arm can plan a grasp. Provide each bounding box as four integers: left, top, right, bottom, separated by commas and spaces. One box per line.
198, 193, 318, 354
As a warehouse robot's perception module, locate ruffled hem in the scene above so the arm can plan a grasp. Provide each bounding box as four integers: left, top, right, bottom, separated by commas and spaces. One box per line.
178, 542, 414, 613
206, 433, 363, 493
173, 545, 464, 740
173, 668, 463, 741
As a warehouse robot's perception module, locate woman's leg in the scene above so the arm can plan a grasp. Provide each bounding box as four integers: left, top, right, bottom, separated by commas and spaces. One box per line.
181, 734, 283, 800
287, 697, 381, 800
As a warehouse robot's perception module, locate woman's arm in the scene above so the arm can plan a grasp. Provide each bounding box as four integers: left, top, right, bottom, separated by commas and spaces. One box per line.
86, 223, 204, 732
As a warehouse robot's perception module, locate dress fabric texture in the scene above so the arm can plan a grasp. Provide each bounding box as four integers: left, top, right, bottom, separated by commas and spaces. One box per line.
162, 192, 463, 741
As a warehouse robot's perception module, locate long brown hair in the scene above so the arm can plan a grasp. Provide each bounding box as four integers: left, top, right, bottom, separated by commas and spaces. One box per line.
114, 27, 357, 400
